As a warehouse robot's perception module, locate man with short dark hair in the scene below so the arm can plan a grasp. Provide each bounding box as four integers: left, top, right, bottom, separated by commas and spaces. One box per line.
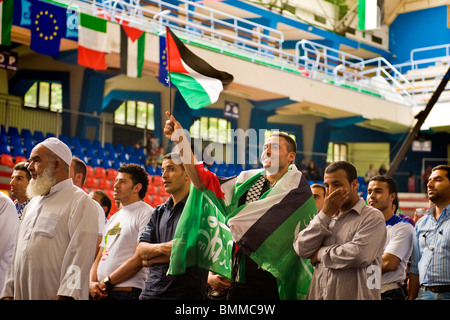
367, 175, 414, 300
70, 157, 87, 188
408, 164, 450, 300
9, 162, 31, 221
89, 164, 153, 300
311, 183, 326, 212
90, 190, 112, 220
137, 153, 208, 300
294, 161, 386, 300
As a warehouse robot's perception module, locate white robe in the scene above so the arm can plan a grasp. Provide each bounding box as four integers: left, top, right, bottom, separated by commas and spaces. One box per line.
0, 192, 19, 291
1, 179, 99, 300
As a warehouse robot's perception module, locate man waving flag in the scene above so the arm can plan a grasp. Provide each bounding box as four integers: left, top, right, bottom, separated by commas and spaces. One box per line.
165, 27, 234, 110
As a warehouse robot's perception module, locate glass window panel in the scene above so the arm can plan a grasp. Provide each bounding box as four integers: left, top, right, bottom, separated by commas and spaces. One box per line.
126, 101, 136, 126
200, 117, 208, 140
218, 119, 228, 144
208, 117, 218, 142
50, 83, 62, 112
136, 101, 147, 129
38, 82, 50, 109
24, 82, 38, 108
190, 119, 200, 139
114, 102, 126, 125
146, 103, 155, 131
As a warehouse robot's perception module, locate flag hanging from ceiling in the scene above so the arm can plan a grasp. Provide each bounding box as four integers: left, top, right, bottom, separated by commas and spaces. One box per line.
0, 0, 13, 46
30, 0, 65, 57
158, 33, 169, 86
165, 27, 234, 110
122, 25, 145, 78
358, 0, 384, 30
78, 13, 108, 70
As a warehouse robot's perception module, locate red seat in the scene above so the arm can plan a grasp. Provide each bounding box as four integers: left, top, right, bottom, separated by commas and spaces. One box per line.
151, 195, 163, 207
106, 168, 118, 180
95, 166, 106, 179
86, 165, 94, 177
0, 154, 14, 167
153, 175, 163, 187
84, 176, 98, 188
14, 155, 27, 164
98, 178, 110, 190
147, 184, 156, 195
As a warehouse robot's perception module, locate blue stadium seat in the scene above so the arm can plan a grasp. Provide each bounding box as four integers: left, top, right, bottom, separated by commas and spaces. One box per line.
33, 130, 45, 143
115, 143, 125, 154
92, 140, 102, 150
58, 134, 70, 145
20, 128, 32, 139
0, 144, 11, 155
23, 138, 35, 151
104, 142, 114, 154
12, 146, 26, 157
9, 135, 22, 148
0, 133, 8, 144
7, 126, 19, 137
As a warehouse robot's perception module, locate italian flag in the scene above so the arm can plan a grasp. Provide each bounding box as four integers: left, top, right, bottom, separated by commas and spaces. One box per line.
78, 13, 108, 70
358, 0, 381, 30
122, 25, 145, 78
0, 0, 13, 46
166, 27, 233, 109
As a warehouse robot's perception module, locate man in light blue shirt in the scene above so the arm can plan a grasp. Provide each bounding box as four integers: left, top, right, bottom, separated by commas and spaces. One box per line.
408, 164, 450, 300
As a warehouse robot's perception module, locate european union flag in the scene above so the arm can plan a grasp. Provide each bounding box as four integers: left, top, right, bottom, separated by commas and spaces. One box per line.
30, 0, 65, 57
158, 34, 169, 86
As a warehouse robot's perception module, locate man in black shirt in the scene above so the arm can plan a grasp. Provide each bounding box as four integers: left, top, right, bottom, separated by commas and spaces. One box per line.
137, 153, 208, 300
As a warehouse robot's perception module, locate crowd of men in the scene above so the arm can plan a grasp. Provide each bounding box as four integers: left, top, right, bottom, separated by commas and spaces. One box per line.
0, 114, 449, 300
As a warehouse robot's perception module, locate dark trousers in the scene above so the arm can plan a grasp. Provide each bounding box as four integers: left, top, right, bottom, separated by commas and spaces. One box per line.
105, 287, 142, 300
381, 288, 406, 300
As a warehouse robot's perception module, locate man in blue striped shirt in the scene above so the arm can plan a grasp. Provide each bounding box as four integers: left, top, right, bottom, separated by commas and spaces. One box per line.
408, 164, 450, 300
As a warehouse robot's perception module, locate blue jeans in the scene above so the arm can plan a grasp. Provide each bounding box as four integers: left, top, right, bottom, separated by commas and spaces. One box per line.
417, 287, 450, 300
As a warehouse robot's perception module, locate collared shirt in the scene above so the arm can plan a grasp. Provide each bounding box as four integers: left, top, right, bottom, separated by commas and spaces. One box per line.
14, 199, 30, 221
409, 204, 450, 286
1, 179, 99, 300
139, 195, 208, 300
294, 198, 386, 300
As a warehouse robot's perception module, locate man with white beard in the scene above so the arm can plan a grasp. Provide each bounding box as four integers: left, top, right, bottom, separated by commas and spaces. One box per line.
0, 138, 98, 300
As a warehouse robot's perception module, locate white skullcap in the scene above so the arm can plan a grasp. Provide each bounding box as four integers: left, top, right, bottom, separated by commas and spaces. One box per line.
38, 137, 72, 166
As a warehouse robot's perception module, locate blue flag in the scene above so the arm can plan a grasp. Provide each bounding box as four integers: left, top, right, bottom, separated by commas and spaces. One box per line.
158, 33, 169, 86
30, 0, 65, 57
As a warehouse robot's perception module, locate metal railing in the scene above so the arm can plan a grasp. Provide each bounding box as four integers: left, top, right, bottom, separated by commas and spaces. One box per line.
55, 0, 413, 105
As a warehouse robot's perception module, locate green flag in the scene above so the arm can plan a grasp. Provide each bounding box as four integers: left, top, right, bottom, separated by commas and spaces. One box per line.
168, 185, 234, 279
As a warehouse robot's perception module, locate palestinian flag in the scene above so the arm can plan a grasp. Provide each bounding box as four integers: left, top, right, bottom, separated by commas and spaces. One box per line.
226, 165, 317, 300
168, 162, 316, 299
78, 13, 108, 70
0, 0, 13, 46
165, 27, 233, 109
122, 25, 145, 78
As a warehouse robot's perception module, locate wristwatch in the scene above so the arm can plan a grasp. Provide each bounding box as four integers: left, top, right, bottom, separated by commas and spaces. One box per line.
103, 276, 114, 290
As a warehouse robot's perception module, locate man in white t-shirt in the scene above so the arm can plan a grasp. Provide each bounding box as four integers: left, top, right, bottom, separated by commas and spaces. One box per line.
367, 175, 414, 300
89, 163, 153, 300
